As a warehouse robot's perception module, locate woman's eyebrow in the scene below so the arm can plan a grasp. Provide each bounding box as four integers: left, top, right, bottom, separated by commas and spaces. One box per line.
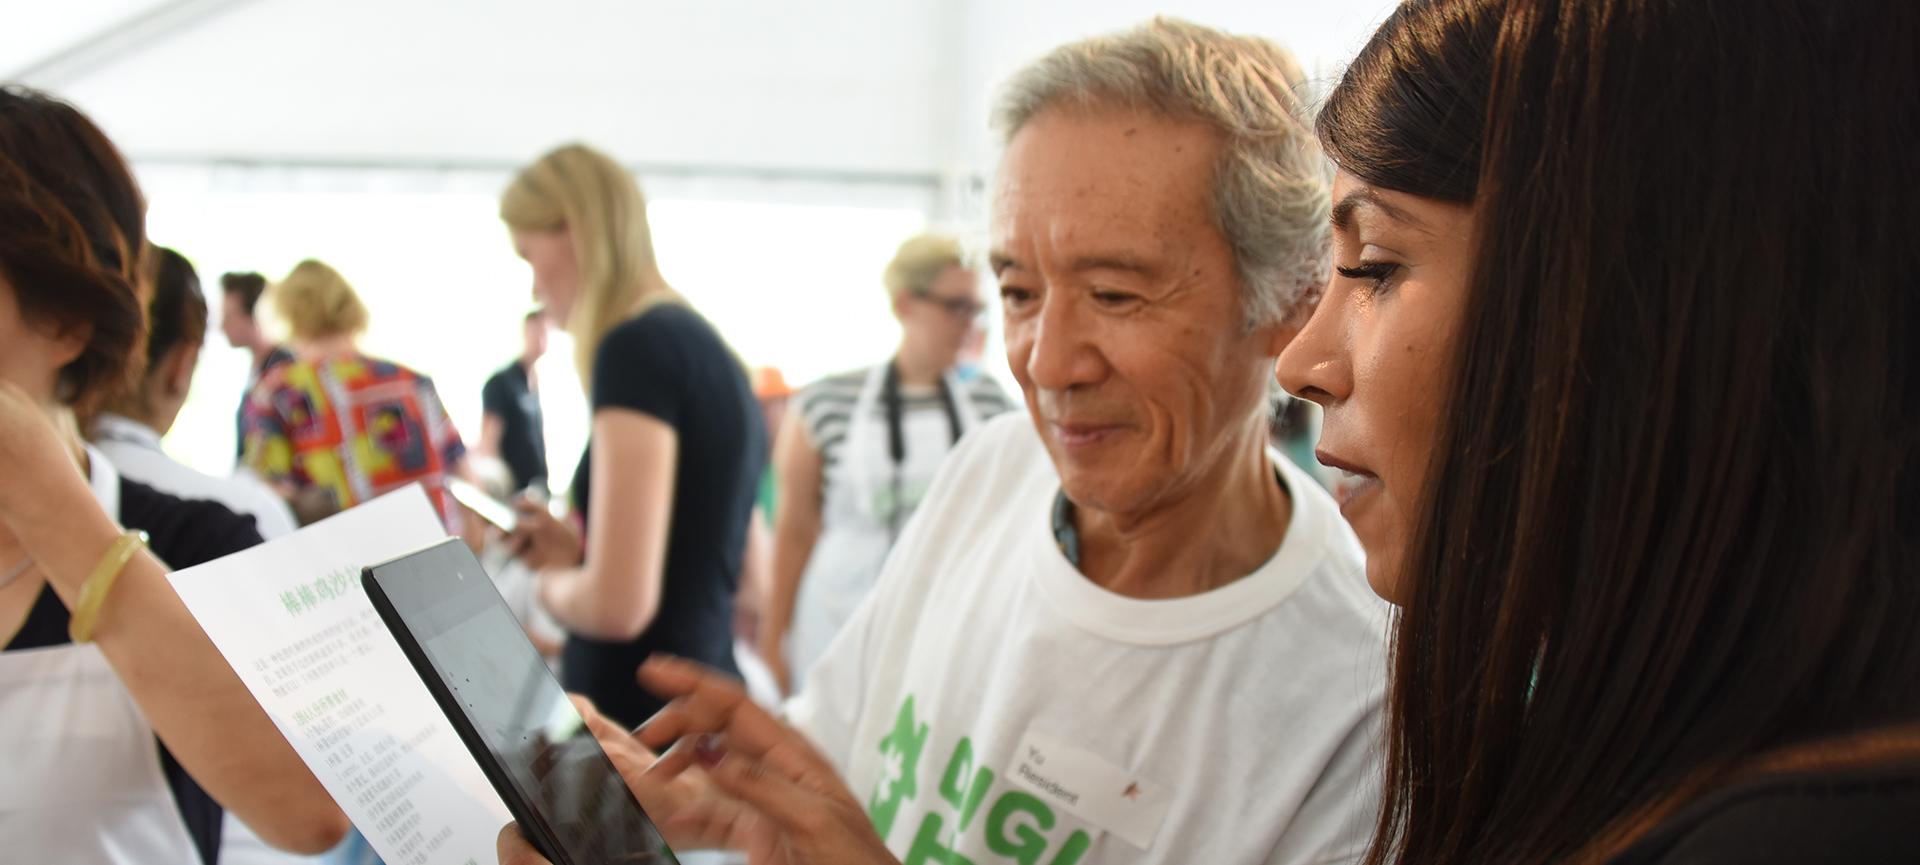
1331, 187, 1426, 233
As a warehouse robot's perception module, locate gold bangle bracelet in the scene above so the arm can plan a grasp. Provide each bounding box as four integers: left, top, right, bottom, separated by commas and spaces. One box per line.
68, 530, 148, 644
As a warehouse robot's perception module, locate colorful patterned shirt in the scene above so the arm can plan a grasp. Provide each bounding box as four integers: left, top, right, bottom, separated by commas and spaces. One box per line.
242, 352, 467, 531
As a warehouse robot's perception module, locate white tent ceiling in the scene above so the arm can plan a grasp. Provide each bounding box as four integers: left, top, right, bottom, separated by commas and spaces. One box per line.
1, 0, 1402, 479
5, 0, 1400, 187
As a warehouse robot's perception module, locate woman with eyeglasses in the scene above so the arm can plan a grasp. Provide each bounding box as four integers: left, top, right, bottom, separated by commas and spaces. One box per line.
757, 234, 1015, 693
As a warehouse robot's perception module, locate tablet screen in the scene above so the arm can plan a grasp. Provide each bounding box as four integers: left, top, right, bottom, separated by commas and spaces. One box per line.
376, 542, 676, 864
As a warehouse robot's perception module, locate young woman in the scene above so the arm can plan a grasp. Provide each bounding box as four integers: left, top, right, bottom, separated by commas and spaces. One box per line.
499, 2, 1918, 864
499, 144, 765, 729
0, 86, 346, 863
1284, 1, 1920, 860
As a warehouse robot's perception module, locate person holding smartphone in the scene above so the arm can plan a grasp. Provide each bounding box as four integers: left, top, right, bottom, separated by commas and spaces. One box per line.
500, 144, 766, 732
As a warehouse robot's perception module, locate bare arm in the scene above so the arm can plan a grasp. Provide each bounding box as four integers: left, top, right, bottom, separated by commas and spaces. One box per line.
0, 388, 348, 853
476, 413, 505, 460
734, 506, 773, 640
759, 414, 825, 692
537, 408, 676, 640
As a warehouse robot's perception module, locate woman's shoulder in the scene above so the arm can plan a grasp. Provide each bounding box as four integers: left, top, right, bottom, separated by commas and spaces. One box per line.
1610, 763, 1920, 865
609, 301, 711, 342
597, 303, 731, 365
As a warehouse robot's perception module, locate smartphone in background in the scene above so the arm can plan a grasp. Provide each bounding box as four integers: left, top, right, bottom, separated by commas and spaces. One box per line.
446, 478, 519, 532
363, 539, 677, 865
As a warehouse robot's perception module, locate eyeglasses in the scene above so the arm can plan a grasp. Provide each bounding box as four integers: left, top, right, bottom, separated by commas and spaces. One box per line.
912, 292, 986, 320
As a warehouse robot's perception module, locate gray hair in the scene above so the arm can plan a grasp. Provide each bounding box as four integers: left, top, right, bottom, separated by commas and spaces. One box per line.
992, 17, 1331, 326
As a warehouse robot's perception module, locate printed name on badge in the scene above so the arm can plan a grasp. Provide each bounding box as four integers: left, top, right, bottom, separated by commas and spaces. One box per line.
1009, 729, 1172, 851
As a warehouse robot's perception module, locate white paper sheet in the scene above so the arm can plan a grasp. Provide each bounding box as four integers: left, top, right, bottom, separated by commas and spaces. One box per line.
169, 485, 511, 865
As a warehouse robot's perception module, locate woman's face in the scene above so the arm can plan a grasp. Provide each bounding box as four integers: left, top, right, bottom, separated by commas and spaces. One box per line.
511, 227, 581, 325
1276, 170, 1476, 602
0, 273, 86, 403
897, 265, 984, 372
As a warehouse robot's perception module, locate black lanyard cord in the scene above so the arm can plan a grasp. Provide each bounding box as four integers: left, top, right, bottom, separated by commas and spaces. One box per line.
881, 360, 965, 541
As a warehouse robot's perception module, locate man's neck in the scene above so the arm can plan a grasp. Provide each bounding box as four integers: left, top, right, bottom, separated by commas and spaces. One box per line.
1072, 434, 1292, 600
518, 354, 541, 390
249, 340, 275, 368
105, 407, 168, 441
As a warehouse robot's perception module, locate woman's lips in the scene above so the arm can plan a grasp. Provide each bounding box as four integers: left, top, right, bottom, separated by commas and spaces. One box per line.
1332, 470, 1383, 512
1316, 450, 1383, 517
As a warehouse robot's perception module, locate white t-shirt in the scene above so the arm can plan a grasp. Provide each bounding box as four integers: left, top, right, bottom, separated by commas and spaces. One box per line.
788, 414, 1389, 865
91, 413, 299, 540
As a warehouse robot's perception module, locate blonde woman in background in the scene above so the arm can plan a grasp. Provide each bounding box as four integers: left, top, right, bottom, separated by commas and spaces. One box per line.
241, 259, 470, 531
500, 144, 765, 729
758, 235, 1015, 693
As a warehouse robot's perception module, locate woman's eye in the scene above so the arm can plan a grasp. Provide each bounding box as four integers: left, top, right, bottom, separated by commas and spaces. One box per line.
1335, 261, 1402, 294
1000, 286, 1036, 308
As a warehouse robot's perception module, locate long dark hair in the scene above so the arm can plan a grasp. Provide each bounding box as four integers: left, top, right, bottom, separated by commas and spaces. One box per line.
1319, 1, 1920, 862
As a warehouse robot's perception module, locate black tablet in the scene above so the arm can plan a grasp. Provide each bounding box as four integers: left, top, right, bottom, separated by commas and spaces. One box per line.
364, 539, 677, 865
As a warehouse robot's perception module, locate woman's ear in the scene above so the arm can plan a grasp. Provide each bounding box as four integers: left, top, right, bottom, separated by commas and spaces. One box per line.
163, 343, 201, 399
47, 318, 93, 369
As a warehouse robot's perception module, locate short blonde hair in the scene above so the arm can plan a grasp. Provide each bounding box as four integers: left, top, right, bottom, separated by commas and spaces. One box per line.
883, 234, 965, 298
500, 143, 673, 391
272, 259, 367, 340
994, 17, 1329, 326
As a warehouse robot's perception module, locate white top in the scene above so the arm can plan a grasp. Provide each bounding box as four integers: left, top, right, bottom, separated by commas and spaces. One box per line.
788, 414, 1389, 865
92, 413, 298, 540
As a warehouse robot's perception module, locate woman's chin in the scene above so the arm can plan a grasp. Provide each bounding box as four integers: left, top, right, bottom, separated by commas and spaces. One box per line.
1362, 550, 1407, 606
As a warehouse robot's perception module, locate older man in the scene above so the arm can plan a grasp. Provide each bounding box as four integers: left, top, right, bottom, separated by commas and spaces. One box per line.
503, 18, 1385, 865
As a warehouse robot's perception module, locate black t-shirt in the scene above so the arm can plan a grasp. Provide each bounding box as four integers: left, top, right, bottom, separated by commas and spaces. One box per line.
481, 360, 548, 493
5, 480, 264, 865
564, 304, 765, 729
1606, 763, 1920, 864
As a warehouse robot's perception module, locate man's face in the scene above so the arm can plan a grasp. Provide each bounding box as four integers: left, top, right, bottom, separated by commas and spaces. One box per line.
220, 291, 257, 348
992, 107, 1289, 516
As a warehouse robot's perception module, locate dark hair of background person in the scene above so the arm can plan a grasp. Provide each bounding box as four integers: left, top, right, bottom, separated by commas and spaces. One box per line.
220, 271, 268, 315
0, 84, 147, 411
145, 247, 207, 370
1317, 1, 1920, 863
98, 246, 205, 422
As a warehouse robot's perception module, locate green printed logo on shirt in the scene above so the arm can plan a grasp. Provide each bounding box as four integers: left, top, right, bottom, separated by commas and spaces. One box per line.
870, 696, 1092, 865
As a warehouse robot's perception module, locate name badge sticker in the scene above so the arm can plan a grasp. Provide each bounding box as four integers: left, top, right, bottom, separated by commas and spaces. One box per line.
1009, 730, 1173, 851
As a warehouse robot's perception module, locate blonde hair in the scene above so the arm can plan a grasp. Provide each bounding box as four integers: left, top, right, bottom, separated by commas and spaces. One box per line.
882, 234, 965, 298
993, 17, 1330, 326
272, 259, 368, 340
500, 143, 675, 391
